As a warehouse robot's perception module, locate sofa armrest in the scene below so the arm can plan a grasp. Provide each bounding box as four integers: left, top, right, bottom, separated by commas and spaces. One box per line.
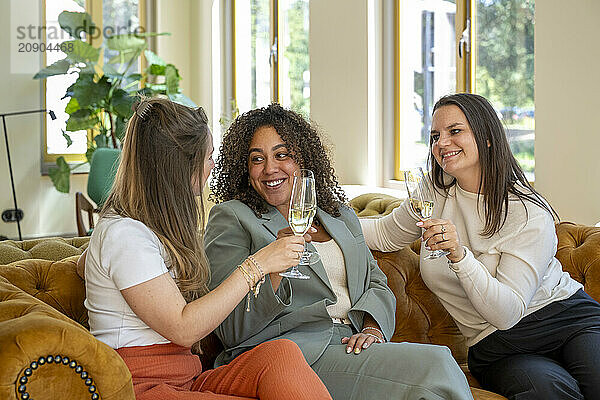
0, 277, 134, 400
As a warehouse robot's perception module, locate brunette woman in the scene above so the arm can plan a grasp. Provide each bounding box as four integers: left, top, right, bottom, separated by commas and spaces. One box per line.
362, 93, 600, 400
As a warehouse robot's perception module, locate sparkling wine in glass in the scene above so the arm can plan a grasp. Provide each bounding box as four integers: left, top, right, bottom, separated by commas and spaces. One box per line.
280, 169, 320, 279
404, 167, 450, 259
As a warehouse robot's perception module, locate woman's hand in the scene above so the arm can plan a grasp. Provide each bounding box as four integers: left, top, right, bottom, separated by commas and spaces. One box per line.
418, 219, 465, 263
341, 331, 382, 354
251, 234, 306, 275
342, 314, 384, 354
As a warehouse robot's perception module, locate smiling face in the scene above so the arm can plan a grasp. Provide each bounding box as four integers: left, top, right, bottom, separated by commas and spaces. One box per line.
430, 105, 482, 192
248, 125, 300, 215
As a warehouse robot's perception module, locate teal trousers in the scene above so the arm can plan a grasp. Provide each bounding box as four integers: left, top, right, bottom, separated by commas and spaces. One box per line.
311, 324, 473, 400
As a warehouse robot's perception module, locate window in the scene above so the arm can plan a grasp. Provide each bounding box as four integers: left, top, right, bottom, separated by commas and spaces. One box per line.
396, 0, 457, 175
44, 0, 88, 163
394, 0, 535, 181
475, 0, 535, 180
233, 0, 310, 116
43, 0, 142, 166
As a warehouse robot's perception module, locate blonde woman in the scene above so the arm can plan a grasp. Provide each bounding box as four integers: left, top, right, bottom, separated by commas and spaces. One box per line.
81, 97, 332, 400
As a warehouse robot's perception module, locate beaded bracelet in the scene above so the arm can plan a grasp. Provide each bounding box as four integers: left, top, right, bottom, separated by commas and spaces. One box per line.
363, 332, 384, 344
247, 255, 265, 280
361, 326, 385, 343
247, 256, 266, 298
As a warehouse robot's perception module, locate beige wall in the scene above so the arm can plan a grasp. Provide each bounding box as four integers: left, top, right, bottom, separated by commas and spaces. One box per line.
155, 0, 215, 135
535, 0, 600, 225
310, 0, 371, 185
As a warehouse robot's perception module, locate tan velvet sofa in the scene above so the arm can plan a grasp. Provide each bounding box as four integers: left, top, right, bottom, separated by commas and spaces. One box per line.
0, 237, 134, 400
1, 194, 598, 399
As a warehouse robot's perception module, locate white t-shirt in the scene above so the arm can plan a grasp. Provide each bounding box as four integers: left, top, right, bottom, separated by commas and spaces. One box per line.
84, 215, 172, 349
361, 183, 582, 346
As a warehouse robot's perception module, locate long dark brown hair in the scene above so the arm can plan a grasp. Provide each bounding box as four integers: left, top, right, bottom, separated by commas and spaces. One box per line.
210, 103, 347, 216
102, 97, 211, 300
429, 93, 557, 237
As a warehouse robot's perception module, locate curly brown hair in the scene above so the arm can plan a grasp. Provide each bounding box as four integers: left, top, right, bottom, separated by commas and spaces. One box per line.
210, 103, 347, 216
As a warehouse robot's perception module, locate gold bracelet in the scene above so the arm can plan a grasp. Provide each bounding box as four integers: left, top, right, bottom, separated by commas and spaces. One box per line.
238, 262, 256, 286
247, 256, 266, 298
237, 265, 253, 312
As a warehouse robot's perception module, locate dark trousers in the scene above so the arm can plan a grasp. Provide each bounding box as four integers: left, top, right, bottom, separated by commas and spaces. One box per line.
468, 289, 600, 400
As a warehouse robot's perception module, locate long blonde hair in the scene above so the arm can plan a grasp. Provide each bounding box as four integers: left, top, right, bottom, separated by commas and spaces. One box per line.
102, 97, 210, 301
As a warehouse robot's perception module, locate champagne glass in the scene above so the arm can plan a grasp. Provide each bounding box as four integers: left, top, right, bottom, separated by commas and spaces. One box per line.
280, 169, 319, 279
404, 167, 450, 259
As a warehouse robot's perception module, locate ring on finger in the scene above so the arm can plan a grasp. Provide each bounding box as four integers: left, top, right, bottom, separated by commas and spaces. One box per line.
442, 233, 446, 241
441, 225, 446, 233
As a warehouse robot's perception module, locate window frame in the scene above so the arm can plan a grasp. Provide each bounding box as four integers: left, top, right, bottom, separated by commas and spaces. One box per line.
230, 0, 308, 114
392, 0, 533, 183
392, 0, 474, 181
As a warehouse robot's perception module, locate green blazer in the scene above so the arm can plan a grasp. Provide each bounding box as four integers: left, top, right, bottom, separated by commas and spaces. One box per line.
204, 200, 396, 367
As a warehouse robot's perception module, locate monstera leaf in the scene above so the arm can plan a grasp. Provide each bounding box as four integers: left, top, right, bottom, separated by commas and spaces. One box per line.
72, 75, 110, 108
63, 40, 100, 64
58, 11, 96, 40
105, 33, 146, 51
65, 109, 100, 132
111, 89, 135, 119
48, 157, 71, 193
33, 59, 70, 79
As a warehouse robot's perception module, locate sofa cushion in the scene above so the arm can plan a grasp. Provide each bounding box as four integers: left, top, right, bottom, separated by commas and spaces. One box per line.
0, 257, 88, 328
372, 248, 468, 364
0, 237, 89, 265
350, 193, 403, 217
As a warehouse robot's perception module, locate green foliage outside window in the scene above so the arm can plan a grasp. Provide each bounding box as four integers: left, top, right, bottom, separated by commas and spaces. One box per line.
476, 0, 535, 173
284, 0, 310, 117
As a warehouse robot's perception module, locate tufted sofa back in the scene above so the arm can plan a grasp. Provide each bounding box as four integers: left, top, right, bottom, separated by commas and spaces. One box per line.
350, 194, 600, 364
0, 238, 89, 328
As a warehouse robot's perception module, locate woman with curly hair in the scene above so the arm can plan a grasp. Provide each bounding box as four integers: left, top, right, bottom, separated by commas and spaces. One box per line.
206, 103, 473, 400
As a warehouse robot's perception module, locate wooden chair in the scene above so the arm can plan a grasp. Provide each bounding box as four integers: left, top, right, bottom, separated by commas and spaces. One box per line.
75, 148, 121, 236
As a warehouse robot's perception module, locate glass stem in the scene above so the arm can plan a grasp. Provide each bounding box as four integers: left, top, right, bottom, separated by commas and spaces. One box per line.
299, 239, 309, 265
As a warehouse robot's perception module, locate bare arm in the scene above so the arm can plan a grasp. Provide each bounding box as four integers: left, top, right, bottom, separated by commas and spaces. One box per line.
76, 249, 87, 280
120, 235, 304, 348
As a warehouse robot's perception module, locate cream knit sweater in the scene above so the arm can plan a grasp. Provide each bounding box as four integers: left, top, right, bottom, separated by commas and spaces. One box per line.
312, 239, 352, 320
360, 183, 582, 346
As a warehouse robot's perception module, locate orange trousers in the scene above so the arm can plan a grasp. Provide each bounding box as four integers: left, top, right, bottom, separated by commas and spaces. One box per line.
116, 338, 332, 400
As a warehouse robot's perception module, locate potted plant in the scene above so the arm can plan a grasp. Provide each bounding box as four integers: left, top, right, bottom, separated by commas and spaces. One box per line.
34, 10, 194, 192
